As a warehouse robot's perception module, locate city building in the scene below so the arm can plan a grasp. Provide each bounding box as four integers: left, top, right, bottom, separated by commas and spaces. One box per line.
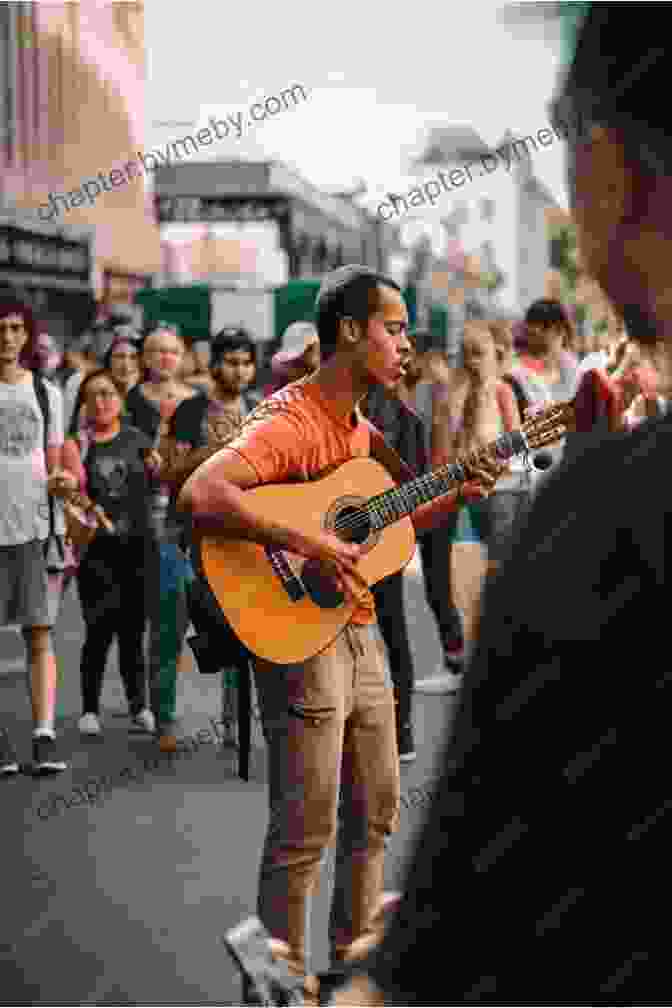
153, 159, 388, 287
411, 122, 561, 320
0, 1, 161, 342
500, 1, 621, 350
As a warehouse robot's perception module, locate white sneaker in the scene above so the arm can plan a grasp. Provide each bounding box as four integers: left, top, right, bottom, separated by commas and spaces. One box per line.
130, 708, 155, 733
78, 713, 101, 735
414, 668, 464, 695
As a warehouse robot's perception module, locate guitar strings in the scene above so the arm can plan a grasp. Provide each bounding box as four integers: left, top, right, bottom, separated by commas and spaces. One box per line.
334, 449, 516, 535
332, 464, 472, 536
332, 432, 526, 535
331, 415, 568, 538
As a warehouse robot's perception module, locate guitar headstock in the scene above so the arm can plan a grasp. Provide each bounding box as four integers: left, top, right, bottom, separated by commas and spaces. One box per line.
521, 399, 576, 451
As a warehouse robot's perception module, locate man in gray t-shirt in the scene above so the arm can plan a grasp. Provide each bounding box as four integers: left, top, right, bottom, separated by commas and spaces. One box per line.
0, 375, 65, 547
0, 300, 72, 777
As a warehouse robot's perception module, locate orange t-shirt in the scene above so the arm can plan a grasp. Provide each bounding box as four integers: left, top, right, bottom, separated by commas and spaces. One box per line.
226, 378, 375, 624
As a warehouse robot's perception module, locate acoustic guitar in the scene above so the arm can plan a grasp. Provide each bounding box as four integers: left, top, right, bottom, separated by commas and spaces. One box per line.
201, 399, 574, 664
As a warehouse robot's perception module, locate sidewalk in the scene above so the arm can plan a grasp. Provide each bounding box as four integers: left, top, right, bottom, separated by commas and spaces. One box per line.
2, 555, 456, 1004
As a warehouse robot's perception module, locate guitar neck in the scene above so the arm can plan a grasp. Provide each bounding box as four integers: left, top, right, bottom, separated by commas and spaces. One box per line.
366, 430, 529, 530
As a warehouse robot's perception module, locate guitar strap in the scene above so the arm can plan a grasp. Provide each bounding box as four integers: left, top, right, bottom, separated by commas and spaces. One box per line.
365, 419, 418, 485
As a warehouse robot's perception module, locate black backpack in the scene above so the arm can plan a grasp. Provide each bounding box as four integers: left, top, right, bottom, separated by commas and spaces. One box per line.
33, 372, 66, 572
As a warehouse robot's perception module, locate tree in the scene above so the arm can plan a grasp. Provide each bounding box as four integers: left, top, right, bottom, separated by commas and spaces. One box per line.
549, 221, 579, 299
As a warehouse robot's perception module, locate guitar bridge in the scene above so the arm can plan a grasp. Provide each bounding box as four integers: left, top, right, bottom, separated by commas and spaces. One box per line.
264, 546, 306, 602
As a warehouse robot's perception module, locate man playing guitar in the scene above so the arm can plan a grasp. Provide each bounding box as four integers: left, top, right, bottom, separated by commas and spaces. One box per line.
178, 266, 504, 1004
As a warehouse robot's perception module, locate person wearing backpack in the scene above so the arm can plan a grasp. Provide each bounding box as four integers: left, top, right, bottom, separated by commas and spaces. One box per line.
0, 297, 74, 776
157, 328, 261, 763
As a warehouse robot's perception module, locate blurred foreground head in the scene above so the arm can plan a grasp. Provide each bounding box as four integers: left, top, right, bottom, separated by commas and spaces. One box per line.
553, 4, 672, 349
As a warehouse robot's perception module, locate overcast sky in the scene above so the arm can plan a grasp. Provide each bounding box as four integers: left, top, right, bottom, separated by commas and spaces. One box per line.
144, 0, 569, 220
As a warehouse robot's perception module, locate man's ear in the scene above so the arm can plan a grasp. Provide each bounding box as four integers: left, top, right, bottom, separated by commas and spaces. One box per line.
350, 318, 368, 346
336, 316, 360, 349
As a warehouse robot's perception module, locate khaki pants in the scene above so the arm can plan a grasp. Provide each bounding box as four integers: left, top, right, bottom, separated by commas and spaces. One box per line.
253, 623, 400, 973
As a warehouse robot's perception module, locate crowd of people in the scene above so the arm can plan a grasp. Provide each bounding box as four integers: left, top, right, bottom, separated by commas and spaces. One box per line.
3, 4, 670, 1004
0, 288, 666, 777
2, 266, 670, 1008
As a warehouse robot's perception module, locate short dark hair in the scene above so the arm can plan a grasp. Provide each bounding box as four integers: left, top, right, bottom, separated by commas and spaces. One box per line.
315, 265, 402, 360
103, 335, 141, 370
408, 327, 428, 353
0, 296, 39, 370
211, 328, 256, 368
558, 5, 672, 175
524, 298, 574, 350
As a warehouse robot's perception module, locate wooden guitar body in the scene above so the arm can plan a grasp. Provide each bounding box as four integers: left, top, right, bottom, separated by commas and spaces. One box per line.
200, 457, 416, 664
201, 397, 574, 664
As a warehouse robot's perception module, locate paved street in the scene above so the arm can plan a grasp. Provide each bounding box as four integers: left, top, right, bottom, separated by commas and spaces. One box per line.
1, 550, 457, 1005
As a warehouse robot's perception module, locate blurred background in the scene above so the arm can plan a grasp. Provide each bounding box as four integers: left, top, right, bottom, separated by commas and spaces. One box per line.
0, 0, 612, 367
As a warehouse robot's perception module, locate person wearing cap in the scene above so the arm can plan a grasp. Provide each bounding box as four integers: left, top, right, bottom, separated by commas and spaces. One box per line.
265, 321, 320, 395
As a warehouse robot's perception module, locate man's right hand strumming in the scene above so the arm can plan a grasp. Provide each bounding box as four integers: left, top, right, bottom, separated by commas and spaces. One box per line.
180, 448, 370, 605
288, 529, 368, 604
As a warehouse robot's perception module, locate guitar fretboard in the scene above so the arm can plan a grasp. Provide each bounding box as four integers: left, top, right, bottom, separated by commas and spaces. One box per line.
363, 430, 529, 530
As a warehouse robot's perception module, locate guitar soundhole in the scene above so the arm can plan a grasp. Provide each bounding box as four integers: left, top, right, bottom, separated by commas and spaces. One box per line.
300, 559, 345, 609
333, 505, 371, 545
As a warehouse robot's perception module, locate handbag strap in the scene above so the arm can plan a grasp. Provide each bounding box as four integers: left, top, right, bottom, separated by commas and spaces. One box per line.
32, 372, 59, 544
74, 432, 90, 489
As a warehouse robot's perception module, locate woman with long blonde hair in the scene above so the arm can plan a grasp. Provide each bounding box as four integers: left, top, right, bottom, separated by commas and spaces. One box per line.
430, 321, 528, 664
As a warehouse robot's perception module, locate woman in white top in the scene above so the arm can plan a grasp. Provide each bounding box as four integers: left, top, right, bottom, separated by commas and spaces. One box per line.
509, 299, 581, 489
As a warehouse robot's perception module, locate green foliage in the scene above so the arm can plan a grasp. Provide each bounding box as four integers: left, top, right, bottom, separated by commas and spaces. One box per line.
551, 223, 579, 294
482, 269, 505, 293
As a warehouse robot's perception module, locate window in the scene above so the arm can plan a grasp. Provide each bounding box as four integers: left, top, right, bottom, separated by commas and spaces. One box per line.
0, 3, 42, 169
0, 4, 14, 163
480, 198, 495, 222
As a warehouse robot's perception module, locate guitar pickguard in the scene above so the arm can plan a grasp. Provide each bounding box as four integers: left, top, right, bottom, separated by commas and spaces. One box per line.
263, 495, 380, 611
265, 547, 345, 610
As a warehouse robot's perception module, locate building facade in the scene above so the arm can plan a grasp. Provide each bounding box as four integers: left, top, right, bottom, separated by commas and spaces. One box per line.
410, 123, 562, 320
154, 160, 387, 287
0, 1, 161, 339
